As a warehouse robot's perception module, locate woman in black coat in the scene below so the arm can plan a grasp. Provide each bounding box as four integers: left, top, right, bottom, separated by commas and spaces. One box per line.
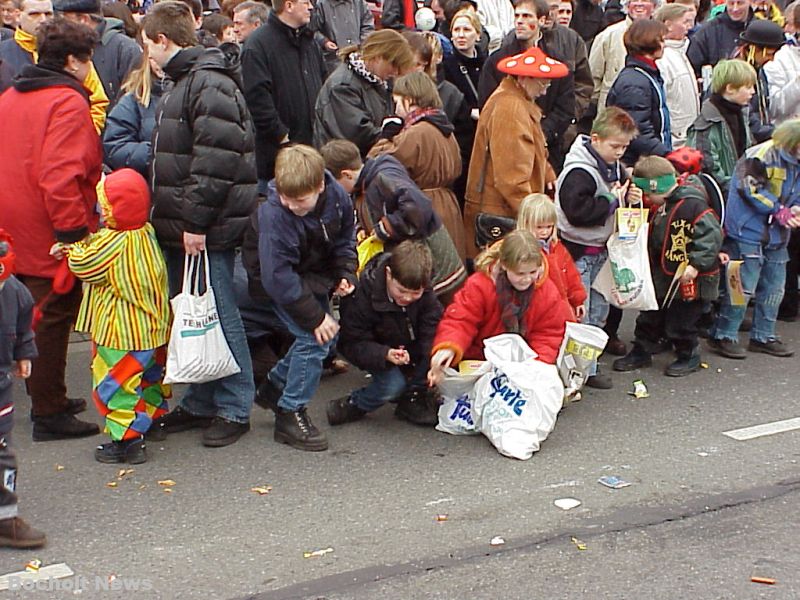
442, 8, 486, 118
606, 19, 673, 166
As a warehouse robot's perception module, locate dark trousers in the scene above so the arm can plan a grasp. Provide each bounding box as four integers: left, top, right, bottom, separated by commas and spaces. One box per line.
633, 299, 705, 357
780, 229, 800, 318
0, 436, 18, 520
605, 305, 623, 338
16, 275, 82, 417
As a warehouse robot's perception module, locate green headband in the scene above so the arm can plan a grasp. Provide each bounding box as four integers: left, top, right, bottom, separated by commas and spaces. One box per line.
631, 173, 678, 195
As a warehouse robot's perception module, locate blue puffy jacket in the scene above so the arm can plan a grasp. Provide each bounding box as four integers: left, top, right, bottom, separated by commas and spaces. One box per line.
102, 78, 166, 176
606, 55, 672, 165
724, 140, 800, 249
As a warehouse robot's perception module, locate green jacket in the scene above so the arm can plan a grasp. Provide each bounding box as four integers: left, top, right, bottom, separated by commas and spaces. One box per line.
687, 100, 752, 196
648, 185, 724, 303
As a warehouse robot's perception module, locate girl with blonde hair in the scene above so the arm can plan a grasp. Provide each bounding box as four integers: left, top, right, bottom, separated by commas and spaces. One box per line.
517, 194, 586, 319
428, 230, 573, 384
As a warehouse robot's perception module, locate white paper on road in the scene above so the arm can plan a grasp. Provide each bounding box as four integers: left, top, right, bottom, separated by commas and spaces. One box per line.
0, 563, 74, 590
722, 417, 800, 441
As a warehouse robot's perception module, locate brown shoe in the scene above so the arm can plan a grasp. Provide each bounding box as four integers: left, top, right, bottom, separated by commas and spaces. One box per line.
0, 517, 46, 549
605, 337, 627, 356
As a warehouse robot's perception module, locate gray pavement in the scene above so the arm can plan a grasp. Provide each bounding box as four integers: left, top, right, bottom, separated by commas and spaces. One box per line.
1, 315, 799, 599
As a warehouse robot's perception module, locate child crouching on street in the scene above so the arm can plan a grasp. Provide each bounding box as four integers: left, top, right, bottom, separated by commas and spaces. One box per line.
62, 169, 171, 464
427, 230, 573, 385
329, 241, 443, 426
0, 230, 46, 548
613, 156, 723, 377
517, 194, 587, 320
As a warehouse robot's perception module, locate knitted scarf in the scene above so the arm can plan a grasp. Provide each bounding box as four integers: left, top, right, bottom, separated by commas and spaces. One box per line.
496, 271, 533, 338
401, 107, 442, 132
14, 27, 38, 61
347, 52, 387, 88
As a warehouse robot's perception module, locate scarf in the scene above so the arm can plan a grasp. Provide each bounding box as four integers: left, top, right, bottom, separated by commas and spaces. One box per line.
496, 270, 533, 338
14, 27, 38, 61
710, 93, 746, 157
347, 52, 387, 88
401, 107, 442, 132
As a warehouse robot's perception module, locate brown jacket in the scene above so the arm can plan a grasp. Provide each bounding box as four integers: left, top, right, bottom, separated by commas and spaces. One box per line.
369, 116, 465, 259
464, 76, 555, 257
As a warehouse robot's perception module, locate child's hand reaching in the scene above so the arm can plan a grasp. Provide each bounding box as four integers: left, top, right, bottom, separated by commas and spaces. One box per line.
333, 278, 355, 297
427, 349, 455, 387
575, 305, 586, 321
680, 264, 699, 283
386, 347, 410, 366
718, 251, 730, 265
14, 359, 31, 379
49, 242, 71, 259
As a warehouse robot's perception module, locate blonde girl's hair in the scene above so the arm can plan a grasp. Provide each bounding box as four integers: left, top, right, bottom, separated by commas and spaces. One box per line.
516, 193, 558, 244
474, 229, 543, 274
121, 46, 154, 108
450, 8, 482, 37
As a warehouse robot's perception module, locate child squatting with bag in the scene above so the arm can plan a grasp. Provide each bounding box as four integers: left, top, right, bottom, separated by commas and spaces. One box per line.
0, 230, 46, 548
427, 230, 573, 386
328, 241, 444, 427
612, 156, 723, 377
61, 169, 171, 464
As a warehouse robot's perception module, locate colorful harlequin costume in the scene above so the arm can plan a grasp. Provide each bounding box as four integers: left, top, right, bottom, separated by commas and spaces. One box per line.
67, 169, 171, 441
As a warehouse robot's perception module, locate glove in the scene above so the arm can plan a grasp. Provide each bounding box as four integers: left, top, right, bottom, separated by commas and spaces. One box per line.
379, 116, 404, 140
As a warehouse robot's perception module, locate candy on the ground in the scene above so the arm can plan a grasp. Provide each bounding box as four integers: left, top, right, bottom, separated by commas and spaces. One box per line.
303, 547, 334, 558
554, 498, 582, 510
251, 486, 272, 495
490, 536, 505, 546
571, 537, 587, 550
598, 475, 632, 489
628, 379, 649, 399
157, 479, 176, 487
24, 560, 41, 572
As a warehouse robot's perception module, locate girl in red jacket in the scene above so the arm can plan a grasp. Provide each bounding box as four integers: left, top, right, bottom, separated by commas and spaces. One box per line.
517, 194, 587, 320
428, 230, 572, 385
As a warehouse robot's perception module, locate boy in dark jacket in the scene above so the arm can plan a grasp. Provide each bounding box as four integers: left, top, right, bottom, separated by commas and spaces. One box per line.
255, 145, 357, 451
328, 241, 443, 426
0, 230, 46, 548
613, 156, 723, 377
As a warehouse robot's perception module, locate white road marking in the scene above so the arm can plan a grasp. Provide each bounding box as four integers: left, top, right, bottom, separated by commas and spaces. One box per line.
722, 417, 800, 441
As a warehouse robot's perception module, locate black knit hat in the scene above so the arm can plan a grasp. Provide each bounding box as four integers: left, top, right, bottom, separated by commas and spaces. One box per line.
738, 19, 786, 48
53, 0, 101, 13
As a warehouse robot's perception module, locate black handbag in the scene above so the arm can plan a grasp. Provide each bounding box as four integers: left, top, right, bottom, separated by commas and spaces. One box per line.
474, 213, 516, 249
474, 141, 515, 249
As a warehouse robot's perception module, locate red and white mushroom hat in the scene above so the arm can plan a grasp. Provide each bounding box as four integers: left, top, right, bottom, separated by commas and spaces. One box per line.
498, 47, 569, 79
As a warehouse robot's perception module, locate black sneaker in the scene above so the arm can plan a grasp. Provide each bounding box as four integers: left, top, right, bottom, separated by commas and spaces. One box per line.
664, 353, 701, 377
326, 396, 366, 426
254, 376, 282, 412
585, 373, 613, 389
94, 437, 146, 464
202, 417, 250, 447
32, 414, 100, 442
145, 422, 167, 441
613, 346, 652, 372
707, 338, 746, 359
748, 339, 795, 357
152, 406, 213, 433
274, 407, 328, 451
395, 389, 439, 426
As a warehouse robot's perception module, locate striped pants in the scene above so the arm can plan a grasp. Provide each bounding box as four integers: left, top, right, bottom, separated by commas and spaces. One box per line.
92, 345, 170, 441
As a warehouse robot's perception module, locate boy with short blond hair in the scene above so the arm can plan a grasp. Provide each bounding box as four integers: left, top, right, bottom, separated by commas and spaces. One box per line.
255, 144, 357, 451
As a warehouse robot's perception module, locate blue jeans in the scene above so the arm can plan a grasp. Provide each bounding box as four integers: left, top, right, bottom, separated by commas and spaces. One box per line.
165, 249, 255, 423
712, 239, 788, 343
575, 251, 610, 328
350, 360, 429, 412
269, 295, 335, 411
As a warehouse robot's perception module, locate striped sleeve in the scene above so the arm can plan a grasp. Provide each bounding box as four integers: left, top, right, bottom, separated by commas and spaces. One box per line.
68, 230, 127, 285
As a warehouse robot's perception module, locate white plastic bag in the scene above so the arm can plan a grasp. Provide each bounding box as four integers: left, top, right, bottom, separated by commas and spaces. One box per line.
435, 362, 492, 435
164, 252, 241, 384
473, 334, 564, 460
556, 322, 609, 396
592, 222, 658, 311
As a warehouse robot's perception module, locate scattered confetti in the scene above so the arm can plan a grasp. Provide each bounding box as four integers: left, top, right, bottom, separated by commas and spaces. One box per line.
571, 536, 587, 550
435, 514, 448, 522
554, 498, 582, 510
250, 486, 272, 495
490, 536, 505, 546
55, 465, 64, 472
24, 560, 41, 572
157, 479, 176, 487
162, 488, 173, 494
105, 482, 118, 488
303, 547, 334, 558
700, 362, 709, 369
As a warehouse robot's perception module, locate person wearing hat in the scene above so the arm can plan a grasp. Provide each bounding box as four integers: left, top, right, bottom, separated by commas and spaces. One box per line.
733, 17, 785, 141
687, 0, 753, 77
55, 0, 141, 106
463, 44, 569, 258
60, 169, 171, 464
0, 230, 47, 549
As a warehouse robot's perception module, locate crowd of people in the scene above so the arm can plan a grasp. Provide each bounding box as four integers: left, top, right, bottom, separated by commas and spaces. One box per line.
1, 0, 799, 548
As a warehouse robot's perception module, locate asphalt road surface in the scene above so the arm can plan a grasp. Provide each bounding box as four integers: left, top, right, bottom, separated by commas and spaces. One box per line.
1, 315, 799, 599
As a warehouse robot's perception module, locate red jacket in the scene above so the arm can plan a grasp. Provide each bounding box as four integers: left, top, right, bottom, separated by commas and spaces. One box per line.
0, 66, 101, 279
545, 240, 587, 313
432, 264, 573, 365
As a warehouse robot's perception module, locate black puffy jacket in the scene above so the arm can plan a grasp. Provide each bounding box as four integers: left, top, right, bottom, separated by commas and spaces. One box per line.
338, 253, 443, 373
606, 55, 672, 165
686, 11, 751, 76
151, 46, 257, 251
